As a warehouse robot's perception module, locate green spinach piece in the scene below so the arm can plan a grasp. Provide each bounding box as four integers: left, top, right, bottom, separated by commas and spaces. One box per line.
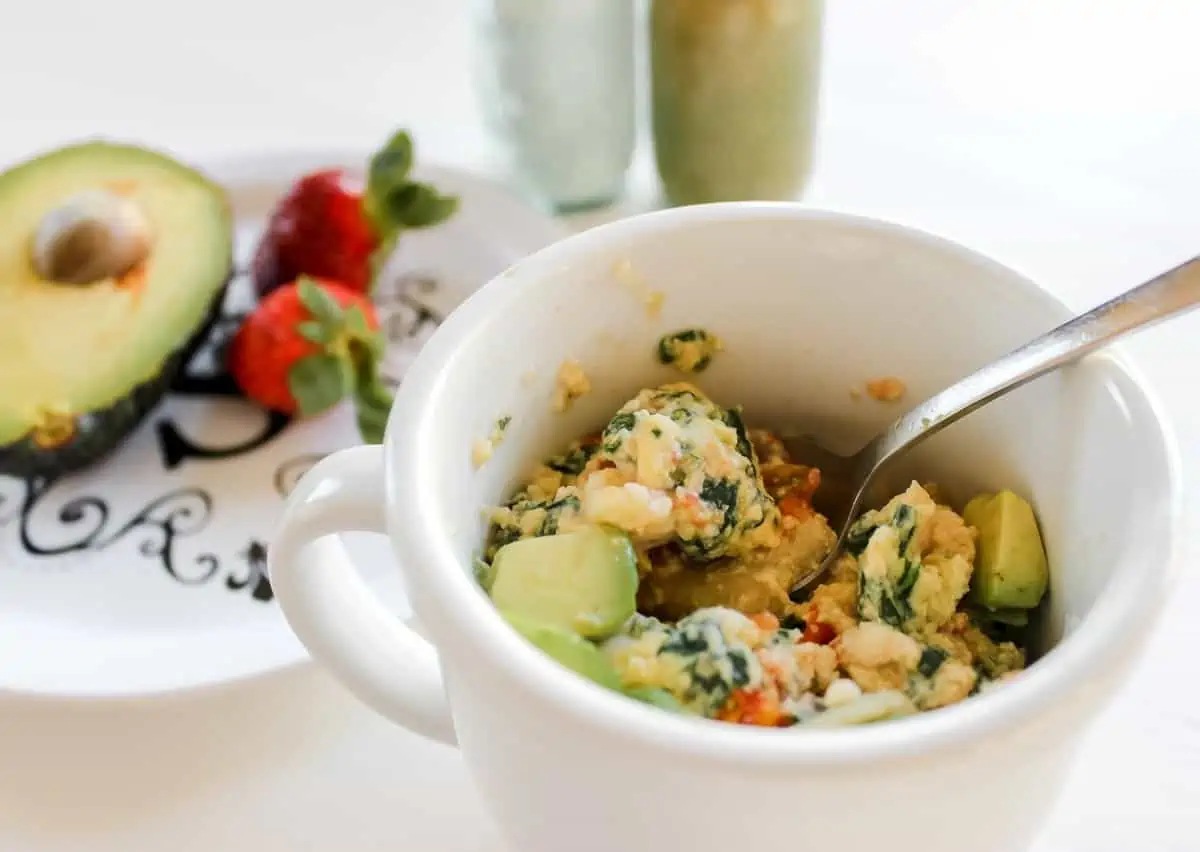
917, 646, 948, 678
658, 616, 758, 712
537, 494, 581, 536
681, 476, 740, 560
895, 559, 921, 598
892, 503, 917, 552
780, 613, 807, 631
602, 411, 637, 453
546, 443, 596, 476
879, 592, 912, 627
657, 328, 715, 371
722, 406, 755, 468
844, 517, 877, 557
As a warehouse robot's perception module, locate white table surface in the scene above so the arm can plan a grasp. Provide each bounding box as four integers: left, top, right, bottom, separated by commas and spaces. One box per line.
2, 1, 1198, 849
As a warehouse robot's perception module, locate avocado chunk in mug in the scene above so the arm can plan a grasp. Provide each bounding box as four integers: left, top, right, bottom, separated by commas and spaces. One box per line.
624, 685, 686, 713
502, 612, 622, 690
490, 525, 638, 640
963, 490, 1049, 610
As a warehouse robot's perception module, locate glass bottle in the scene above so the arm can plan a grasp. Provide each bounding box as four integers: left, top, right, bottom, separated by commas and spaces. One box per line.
650, 0, 824, 206
474, 0, 637, 214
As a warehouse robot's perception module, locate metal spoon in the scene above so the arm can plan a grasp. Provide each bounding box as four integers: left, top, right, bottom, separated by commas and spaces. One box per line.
786, 253, 1200, 598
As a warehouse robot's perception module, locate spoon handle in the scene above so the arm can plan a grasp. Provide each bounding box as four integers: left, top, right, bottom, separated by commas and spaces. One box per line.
862, 253, 1200, 473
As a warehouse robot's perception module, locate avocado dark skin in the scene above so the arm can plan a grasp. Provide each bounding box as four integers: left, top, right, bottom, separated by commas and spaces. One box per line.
0, 268, 233, 479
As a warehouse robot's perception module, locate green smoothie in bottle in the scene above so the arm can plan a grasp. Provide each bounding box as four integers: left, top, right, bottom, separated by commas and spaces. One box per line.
650, 0, 824, 205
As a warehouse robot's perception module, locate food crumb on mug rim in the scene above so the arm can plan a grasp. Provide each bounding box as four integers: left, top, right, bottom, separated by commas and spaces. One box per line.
552, 360, 591, 413
472, 415, 513, 468
612, 258, 665, 318
657, 328, 723, 374
865, 376, 907, 402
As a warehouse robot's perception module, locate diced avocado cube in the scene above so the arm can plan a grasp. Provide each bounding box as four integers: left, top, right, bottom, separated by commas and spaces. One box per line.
963, 490, 1049, 611
624, 686, 686, 713
489, 525, 638, 640
502, 611, 622, 691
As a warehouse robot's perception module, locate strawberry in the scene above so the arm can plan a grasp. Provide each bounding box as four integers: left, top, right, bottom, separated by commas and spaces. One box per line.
252, 170, 375, 294
228, 276, 393, 442
252, 130, 459, 298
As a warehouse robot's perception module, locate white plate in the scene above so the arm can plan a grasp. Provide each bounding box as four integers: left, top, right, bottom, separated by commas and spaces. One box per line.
0, 150, 566, 700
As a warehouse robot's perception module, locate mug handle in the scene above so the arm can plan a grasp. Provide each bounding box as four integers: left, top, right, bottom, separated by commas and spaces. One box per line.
268, 444, 457, 746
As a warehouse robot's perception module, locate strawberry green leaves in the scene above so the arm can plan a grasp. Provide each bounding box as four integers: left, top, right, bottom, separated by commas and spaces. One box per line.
297, 276, 347, 323
367, 130, 414, 196
288, 353, 354, 416
347, 332, 394, 443
383, 181, 460, 229
295, 320, 331, 345
286, 276, 394, 443
352, 362, 393, 444
343, 304, 382, 352
363, 130, 460, 290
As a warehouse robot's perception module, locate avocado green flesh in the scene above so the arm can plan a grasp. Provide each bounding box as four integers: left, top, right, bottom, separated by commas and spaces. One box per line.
963, 490, 1050, 610
0, 141, 234, 448
489, 526, 638, 640
502, 611, 623, 690
624, 686, 686, 713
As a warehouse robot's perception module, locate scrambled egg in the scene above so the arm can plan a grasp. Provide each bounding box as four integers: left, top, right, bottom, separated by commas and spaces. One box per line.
487, 382, 1033, 728
493, 383, 781, 563
849, 482, 975, 638
587, 384, 780, 559
604, 608, 837, 722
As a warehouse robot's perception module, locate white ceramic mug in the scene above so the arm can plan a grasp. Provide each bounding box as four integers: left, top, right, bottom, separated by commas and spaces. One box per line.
269, 205, 1182, 852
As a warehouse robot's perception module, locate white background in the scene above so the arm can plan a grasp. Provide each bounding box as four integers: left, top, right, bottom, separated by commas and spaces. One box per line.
1, 0, 1198, 849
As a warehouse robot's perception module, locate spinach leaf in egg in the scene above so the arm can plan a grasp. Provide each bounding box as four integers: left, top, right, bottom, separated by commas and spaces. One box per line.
537, 494, 581, 536
844, 518, 877, 557
699, 477, 739, 522
722, 406, 755, 468
659, 617, 755, 713
917, 645, 948, 678
657, 328, 709, 368
892, 503, 917, 552
680, 476, 740, 561
879, 591, 912, 628
602, 412, 636, 453
895, 559, 921, 599
546, 443, 596, 476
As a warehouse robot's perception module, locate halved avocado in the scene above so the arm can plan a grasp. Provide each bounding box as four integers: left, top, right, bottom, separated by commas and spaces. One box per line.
0, 141, 234, 477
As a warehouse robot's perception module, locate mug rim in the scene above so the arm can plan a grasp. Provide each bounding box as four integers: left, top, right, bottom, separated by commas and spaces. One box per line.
387, 203, 1184, 766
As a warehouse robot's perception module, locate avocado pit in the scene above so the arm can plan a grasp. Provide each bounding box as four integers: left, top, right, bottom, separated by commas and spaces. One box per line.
31, 189, 153, 285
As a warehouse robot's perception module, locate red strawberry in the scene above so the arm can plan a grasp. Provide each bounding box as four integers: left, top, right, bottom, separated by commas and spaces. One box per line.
252, 130, 460, 298
228, 276, 393, 442
252, 170, 376, 295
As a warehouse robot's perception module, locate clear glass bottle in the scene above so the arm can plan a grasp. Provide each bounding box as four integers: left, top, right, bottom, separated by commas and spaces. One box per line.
474, 0, 637, 214
650, 0, 824, 206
